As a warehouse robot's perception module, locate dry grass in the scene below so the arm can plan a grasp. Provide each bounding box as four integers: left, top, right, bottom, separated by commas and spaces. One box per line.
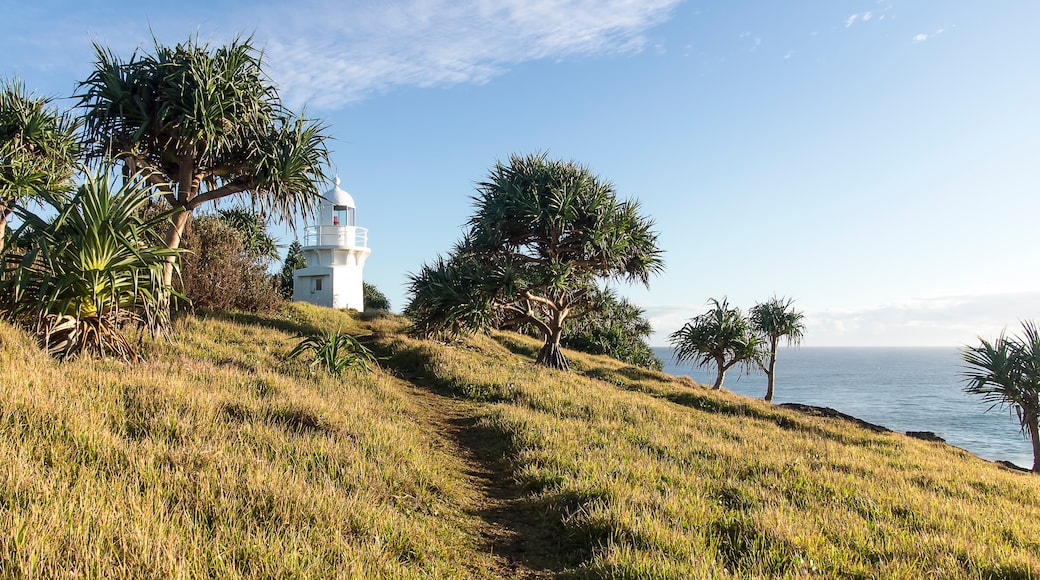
0, 305, 498, 578
361, 314, 1040, 579
2, 304, 1039, 578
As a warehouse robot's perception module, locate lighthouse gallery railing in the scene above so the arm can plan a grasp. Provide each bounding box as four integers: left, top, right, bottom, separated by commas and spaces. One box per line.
303, 225, 369, 248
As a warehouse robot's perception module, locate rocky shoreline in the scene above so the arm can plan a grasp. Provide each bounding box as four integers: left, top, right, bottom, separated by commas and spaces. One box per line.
777, 403, 1032, 473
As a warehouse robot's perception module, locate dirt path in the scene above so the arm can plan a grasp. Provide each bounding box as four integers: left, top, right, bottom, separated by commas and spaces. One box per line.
391, 375, 568, 579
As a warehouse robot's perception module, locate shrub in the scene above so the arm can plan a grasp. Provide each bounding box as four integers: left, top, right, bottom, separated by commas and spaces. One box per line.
176, 215, 282, 313
280, 240, 306, 299
363, 282, 391, 311
0, 169, 179, 360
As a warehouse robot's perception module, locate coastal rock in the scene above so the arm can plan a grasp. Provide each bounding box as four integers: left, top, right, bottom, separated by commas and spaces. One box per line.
995, 460, 1030, 473
777, 403, 891, 434
906, 431, 946, 443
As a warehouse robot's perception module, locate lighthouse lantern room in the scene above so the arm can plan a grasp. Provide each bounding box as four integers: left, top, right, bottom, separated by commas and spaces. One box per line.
293, 178, 371, 310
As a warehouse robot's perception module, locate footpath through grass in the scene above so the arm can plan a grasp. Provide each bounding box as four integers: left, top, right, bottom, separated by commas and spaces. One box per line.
1, 303, 1038, 578
360, 312, 1040, 579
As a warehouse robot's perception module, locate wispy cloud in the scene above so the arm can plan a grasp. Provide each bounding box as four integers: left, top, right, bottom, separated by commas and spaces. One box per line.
913, 28, 946, 43
801, 292, 1040, 347
844, 8, 886, 29
256, 0, 682, 109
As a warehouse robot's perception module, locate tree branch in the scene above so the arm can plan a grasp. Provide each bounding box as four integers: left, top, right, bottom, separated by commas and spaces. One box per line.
185, 180, 255, 210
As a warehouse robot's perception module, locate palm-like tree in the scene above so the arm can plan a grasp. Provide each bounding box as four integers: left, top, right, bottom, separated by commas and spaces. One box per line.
669, 298, 760, 389
750, 296, 806, 402
407, 153, 663, 370
0, 78, 80, 253
76, 36, 330, 287
0, 169, 181, 361
962, 320, 1040, 473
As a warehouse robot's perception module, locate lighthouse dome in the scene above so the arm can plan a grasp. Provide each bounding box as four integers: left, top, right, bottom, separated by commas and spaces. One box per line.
324, 177, 355, 208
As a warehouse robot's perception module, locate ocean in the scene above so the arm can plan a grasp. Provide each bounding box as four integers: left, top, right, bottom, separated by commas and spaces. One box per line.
653, 346, 1035, 469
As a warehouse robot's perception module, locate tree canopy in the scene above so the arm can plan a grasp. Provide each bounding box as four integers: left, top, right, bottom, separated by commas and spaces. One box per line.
406, 153, 663, 369
0, 78, 80, 253
962, 320, 1040, 473
669, 298, 760, 389
75, 36, 331, 285
280, 240, 306, 299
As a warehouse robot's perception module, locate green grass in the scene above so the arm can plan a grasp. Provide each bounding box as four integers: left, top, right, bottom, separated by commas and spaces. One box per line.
2, 303, 1039, 578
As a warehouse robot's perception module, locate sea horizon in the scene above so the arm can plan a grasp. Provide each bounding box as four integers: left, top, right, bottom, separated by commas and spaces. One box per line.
652, 345, 1034, 469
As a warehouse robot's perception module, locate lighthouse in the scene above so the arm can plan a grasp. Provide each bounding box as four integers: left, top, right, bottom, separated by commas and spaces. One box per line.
293, 178, 371, 310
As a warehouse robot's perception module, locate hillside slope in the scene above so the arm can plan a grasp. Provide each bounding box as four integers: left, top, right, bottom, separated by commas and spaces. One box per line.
1, 304, 1038, 578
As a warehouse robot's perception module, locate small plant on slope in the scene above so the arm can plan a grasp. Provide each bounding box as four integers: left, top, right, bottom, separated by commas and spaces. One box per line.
288, 330, 376, 376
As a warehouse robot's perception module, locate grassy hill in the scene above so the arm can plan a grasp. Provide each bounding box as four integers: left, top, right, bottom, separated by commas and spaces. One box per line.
1, 303, 1038, 578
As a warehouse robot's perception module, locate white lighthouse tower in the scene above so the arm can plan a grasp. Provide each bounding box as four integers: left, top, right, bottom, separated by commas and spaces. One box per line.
293, 178, 371, 310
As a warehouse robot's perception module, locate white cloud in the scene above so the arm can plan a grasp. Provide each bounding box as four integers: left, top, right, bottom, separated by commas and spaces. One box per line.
644, 292, 1040, 347
803, 292, 1040, 347
845, 14, 860, 28
255, 0, 682, 109
913, 33, 930, 43
862, 11, 874, 22
784, 50, 794, 60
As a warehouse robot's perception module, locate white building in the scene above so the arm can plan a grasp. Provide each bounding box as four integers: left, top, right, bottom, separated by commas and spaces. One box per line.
293, 178, 371, 310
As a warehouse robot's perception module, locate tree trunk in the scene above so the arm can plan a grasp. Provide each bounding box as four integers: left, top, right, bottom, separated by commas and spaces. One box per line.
162, 209, 192, 287
764, 339, 778, 402
536, 339, 569, 370
536, 324, 568, 370
1028, 411, 1040, 474
0, 211, 8, 255
713, 355, 726, 389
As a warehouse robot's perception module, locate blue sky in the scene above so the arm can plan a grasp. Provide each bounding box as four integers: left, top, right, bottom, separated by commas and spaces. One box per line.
5, 0, 1039, 346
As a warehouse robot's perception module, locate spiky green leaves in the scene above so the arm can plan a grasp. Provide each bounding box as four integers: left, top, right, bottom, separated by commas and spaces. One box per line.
962, 320, 1040, 472
750, 296, 805, 348
76, 35, 329, 221
288, 331, 377, 377
0, 169, 182, 360
0, 78, 80, 251
469, 153, 664, 288
407, 153, 663, 370
669, 298, 761, 389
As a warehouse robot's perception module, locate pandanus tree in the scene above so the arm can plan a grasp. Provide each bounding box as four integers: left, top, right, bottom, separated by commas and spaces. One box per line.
0, 169, 180, 361
962, 320, 1040, 473
750, 296, 805, 402
75, 36, 331, 287
406, 153, 663, 370
669, 297, 760, 389
0, 78, 80, 253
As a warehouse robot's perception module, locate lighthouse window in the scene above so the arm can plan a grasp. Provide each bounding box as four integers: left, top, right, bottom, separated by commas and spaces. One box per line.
313, 277, 323, 292
333, 205, 356, 226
